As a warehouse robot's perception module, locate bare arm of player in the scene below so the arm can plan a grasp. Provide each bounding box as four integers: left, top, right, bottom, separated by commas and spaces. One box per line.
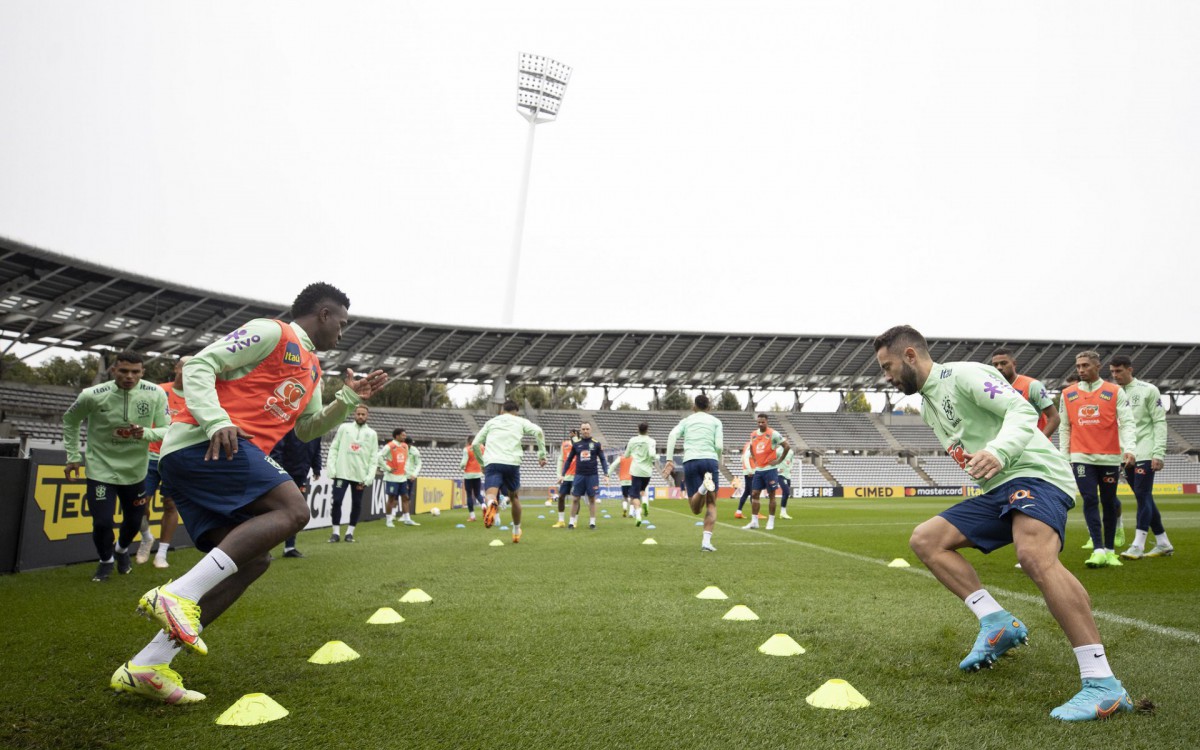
1039, 403, 1061, 439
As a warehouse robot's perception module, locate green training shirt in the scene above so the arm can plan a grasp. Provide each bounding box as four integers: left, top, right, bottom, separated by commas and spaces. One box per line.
1057, 378, 1135, 466
62, 380, 169, 485
328, 421, 380, 484
1121, 378, 1167, 461
666, 412, 724, 463
474, 413, 547, 466
406, 445, 422, 481
624, 434, 658, 478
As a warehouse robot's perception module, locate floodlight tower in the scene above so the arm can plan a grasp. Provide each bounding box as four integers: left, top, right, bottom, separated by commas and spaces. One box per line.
503, 52, 572, 326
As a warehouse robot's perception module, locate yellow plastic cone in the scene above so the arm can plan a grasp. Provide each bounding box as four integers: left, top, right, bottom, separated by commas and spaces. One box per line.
399, 588, 433, 603
887, 558, 911, 568
642, 538, 658, 545
308, 640, 360, 664
722, 605, 759, 621
367, 607, 405, 624
758, 633, 806, 656
805, 679, 870, 710
489, 539, 504, 547
695, 586, 728, 600
215, 693, 289, 725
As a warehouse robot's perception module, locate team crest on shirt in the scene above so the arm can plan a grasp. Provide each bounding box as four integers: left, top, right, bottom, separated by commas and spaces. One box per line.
135, 400, 150, 418
94, 484, 106, 499
941, 397, 961, 428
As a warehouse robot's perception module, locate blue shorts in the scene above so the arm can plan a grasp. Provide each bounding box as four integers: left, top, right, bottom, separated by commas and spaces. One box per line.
683, 459, 719, 497
938, 477, 1073, 554
142, 458, 173, 498
558, 479, 574, 499
485, 463, 521, 495
385, 480, 409, 498
752, 469, 780, 492
571, 474, 600, 498
620, 484, 631, 499
159, 438, 293, 552
630, 475, 651, 497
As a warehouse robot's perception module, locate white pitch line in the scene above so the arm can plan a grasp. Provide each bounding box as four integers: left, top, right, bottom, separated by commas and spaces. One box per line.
659, 508, 1200, 645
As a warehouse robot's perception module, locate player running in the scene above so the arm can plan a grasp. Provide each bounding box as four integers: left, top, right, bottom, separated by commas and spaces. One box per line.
461, 434, 485, 522
1109, 355, 1174, 559
552, 429, 579, 528
110, 283, 387, 704
562, 422, 609, 529
875, 325, 1134, 722
473, 400, 547, 543
614, 454, 633, 517
138, 355, 190, 569
664, 394, 734, 552
743, 413, 790, 531
623, 422, 657, 526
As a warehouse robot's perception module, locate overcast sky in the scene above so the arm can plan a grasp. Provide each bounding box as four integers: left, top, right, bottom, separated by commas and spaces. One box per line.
2, 2, 1198, 410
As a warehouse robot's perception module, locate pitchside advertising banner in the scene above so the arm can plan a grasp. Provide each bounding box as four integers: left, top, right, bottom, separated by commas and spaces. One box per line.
799, 484, 1193, 499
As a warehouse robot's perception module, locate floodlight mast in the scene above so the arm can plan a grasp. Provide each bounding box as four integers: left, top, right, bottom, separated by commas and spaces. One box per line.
502, 53, 572, 326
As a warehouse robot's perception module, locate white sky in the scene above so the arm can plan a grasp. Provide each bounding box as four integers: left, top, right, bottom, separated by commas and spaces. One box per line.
2, 2, 1199, 411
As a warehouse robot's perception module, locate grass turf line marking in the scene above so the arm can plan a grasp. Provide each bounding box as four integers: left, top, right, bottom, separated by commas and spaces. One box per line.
659, 507, 1200, 645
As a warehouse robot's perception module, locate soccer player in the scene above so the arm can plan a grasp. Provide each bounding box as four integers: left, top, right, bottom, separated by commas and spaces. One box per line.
63, 351, 169, 582
1059, 350, 1136, 567
990, 348, 1061, 439
268, 428, 322, 558
563, 422, 609, 529
663, 394, 733, 552
461, 434, 485, 521
474, 400, 546, 543
874, 325, 1133, 721
552, 429, 579, 528
613, 453, 633, 517
378, 428, 410, 527
1110, 355, 1174, 559
327, 405, 379, 543
623, 422, 657, 526
777, 447, 795, 520
112, 283, 387, 704
138, 355, 190, 569
404, 435, 422, 519
743, 413, 790, 531
734, 438, 754, 519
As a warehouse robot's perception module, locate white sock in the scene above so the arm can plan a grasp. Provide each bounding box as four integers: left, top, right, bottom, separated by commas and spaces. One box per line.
558, 512, 565, 522
1155, 531, 1171, 547
387, 512, 395, 521
964, 589, 1004, 620
100, 556, 114, 564
1132, 529, 1148, 548
347, 525, 356, 535
165, 548, 237, 602
1074, 644, 1114, 679
155, 545, 169, 562
570, 516, 577, 526
513, 523, 521, 534
622, 501, 628, 511
133, 629, 183, 666
115, 544, 128, 554
702, 531, 713, 545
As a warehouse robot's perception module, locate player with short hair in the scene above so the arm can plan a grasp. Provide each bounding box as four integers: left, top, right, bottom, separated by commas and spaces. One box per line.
623, 422, 657, 526
734, 438, 754, 519
112, 283, 387, 704
1109, 355, 1174, 559
990, 348, 1060, 439
461, 434, 485, 521
63, 350, 169, 582
328, 405, 379, 542
664, 394, 733, 552
552, 429, 579, 528
743, 413, 790, 531
563, 422, 609, 529
379, 428, 410, 527
613, 454, 634, 517
874, 325, 1133, 721
1059, 350, 1136, 566
138, 355, 191, 569
474, 400, 547, 543
404, 435, 422, 517
777, 448, 795, 520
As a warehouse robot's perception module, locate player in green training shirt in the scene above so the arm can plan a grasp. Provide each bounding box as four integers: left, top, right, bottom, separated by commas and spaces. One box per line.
664, 394, 735, 552
874, 325, 1134, 722
473, 399, 547, 543
622, 422, 658, 526
1109, 355, 1174, 559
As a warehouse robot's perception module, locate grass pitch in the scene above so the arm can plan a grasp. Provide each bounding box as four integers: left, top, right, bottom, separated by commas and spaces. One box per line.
2, 495, 1198, 750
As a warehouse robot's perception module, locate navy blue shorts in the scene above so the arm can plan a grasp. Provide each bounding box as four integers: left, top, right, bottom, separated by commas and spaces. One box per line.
159, 438, 293, 552
142, 458, 173, 498
620, 484, 632, 498
630, 475, 651, 498
938, 477, 1073, 554
683, 458, 719, 497
558, 479, 573, 498
385, 480, 409, 497
572, 474, 600, 498
752, 468, 780, 492
485, 463, 521, 495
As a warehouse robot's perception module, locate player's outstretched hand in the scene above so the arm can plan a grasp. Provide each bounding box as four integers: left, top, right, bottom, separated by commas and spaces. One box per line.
963, 449, 1002, 481
206, 425, 255, 461
344, 368, 389, 399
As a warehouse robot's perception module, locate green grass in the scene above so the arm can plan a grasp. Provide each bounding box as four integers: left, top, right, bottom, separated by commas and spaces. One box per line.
2, 495, 1198, 750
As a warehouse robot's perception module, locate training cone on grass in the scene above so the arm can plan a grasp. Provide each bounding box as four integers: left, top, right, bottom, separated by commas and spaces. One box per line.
367, 607, 405, 625
887, 558, 911, 568
215, 693, 289, 726
758, 633, 806, 656
399, 588, 433, 603
489, 539, 504, 547
723, 605, 759, 621
805, 679, 870, 710
695, 586, 728, 600
642, 538, 658, 545
308, 640, 360, 664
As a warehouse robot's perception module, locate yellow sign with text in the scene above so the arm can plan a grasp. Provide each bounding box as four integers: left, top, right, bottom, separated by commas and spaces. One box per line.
414, 478, 453, 514
33, 464, 172, 541
842, 486, 906, 499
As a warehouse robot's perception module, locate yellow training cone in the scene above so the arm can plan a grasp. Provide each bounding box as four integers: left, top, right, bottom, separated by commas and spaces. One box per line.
695, 586, 728, 600
215, 693, 289, 725
758, 633, 806, 656
642, 538, 658, 545
399, 588, 433, 603
722, 605, 759, 621
489, 539, 504, 547
367, 607, 405, 625
887, 558, 911, 568
308, 640, 360, 664
805, 679, 870, 710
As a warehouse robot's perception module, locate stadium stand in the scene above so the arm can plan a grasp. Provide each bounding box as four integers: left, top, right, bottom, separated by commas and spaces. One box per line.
882, 417, 944, 452
1168, 415, 1199, 452
919, 456, 974, 487
823, 456, 924, 486
786, 413, 892, 452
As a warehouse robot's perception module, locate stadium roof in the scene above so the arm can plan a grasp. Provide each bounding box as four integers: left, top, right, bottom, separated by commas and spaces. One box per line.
4, 235, 1200, 395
